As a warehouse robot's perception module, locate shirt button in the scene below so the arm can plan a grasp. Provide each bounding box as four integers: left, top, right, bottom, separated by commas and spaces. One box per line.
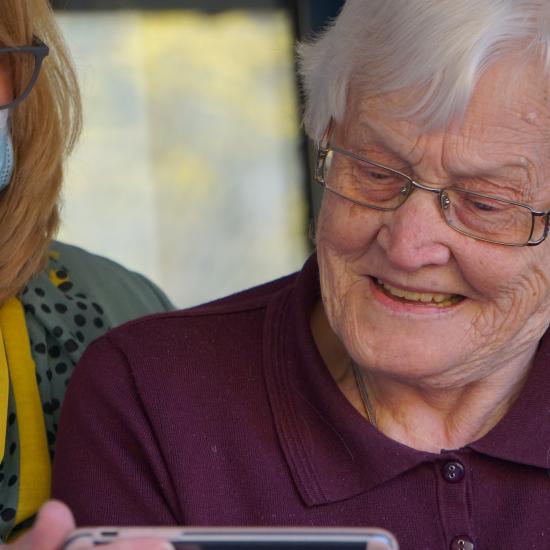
450, 535, 474, 550
442, 460, 465, 482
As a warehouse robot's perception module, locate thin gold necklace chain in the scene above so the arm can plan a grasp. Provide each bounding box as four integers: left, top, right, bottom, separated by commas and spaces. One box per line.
351, 360, 377, 428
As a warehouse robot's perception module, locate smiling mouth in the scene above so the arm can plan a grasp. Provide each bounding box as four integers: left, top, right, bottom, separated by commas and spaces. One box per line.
375, 278, 465, 308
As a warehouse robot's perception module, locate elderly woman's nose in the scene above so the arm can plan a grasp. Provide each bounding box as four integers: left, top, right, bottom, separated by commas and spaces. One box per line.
377, 191, 451, 271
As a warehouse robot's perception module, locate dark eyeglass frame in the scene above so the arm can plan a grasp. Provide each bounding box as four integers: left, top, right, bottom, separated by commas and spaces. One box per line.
316, 144, 550, 247
0, 36, 49, 110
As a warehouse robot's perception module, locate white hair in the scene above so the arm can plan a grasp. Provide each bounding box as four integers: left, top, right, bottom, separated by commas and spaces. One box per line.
297, 0, 550, 142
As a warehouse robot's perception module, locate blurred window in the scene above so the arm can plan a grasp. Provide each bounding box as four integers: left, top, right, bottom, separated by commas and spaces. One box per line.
54, 1, 308, 306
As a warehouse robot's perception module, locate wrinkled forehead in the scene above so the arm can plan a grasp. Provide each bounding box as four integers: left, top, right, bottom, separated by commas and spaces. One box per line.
342, 54, 550, 150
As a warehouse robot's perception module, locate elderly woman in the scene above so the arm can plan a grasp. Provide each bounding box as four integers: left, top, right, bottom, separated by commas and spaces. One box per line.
0, 1, 174, 548
52, 0, 550, 549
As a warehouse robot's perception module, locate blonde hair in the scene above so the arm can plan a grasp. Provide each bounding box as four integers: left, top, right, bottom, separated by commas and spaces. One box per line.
0, 0, 81, 304
298, 0, 550, 141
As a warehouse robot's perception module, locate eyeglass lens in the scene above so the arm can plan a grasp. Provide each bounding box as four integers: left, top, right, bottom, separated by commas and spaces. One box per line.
323, 149, 538, 246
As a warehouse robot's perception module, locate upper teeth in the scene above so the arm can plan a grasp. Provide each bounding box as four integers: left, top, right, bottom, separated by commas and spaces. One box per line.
377, 279, 452, 303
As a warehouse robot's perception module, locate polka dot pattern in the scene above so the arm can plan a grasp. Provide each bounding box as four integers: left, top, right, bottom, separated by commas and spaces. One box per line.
0, 242, 171, 541
0, 385, 21, 540
0, 508, 15, 522
25, 254, 111, 455
0, 252, 111, 540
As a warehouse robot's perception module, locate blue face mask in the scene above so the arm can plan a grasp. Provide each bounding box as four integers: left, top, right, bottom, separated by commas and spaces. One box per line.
0, 110, 14, 191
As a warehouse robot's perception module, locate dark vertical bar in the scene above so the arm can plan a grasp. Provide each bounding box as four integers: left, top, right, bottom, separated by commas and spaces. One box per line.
288, 0, 345, 242
283, 0, 315, 248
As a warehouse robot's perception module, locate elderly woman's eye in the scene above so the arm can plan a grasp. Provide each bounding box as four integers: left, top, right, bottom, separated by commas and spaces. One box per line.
366, 170, 391, 180
358, 166, 398, 184
471, 200, 496, 212
460, 194, 508, 214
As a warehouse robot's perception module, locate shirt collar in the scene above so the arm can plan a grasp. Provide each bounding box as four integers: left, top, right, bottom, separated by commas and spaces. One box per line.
468, 333, 550, 469
263, 254, 433, 506
263, 253, 550, 507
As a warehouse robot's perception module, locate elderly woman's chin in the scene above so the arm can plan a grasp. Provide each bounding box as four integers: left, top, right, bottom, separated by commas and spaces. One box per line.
320, 281, 475, 383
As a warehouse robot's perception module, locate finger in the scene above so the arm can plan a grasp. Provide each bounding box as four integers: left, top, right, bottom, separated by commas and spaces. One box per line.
11, 500, 75, 550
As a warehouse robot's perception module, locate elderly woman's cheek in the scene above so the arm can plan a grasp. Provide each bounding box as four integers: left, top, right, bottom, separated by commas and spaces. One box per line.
316, 197, 378, 255
470, 258, 550, 356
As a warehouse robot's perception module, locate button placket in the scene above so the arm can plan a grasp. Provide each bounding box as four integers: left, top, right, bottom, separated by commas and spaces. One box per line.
435, 455, 474, 550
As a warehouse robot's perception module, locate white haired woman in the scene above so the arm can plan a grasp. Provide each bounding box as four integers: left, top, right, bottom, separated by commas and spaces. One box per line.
53, 1, 550, 549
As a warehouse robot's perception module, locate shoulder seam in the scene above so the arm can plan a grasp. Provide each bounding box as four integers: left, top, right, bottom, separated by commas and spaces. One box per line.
113, 298, 273, 330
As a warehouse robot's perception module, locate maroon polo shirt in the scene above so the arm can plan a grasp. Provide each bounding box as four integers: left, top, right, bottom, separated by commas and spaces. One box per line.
52, 255, 550, 550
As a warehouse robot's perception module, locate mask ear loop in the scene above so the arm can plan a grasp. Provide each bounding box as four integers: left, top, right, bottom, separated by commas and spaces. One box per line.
0, 108, 14, 191
0, 108, 9, 131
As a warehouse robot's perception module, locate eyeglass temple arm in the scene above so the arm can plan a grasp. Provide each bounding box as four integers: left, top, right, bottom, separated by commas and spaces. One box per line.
315, 146, 330, 184
526, 211, 550, 246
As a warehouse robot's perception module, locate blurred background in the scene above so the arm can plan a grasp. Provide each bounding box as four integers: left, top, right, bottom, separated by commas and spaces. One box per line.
51, 0, 344, 306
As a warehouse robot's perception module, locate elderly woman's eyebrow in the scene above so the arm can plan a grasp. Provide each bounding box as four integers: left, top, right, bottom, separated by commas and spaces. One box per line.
344, 122, 410, 162
355, 120, 396, 146
456, 176, 536, 202
354, 121, 541, 182
446, 158, 536, 184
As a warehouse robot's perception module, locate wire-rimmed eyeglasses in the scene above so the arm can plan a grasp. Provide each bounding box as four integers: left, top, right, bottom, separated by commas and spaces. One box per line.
316, 144, 550, 247
0, 36, 49, 110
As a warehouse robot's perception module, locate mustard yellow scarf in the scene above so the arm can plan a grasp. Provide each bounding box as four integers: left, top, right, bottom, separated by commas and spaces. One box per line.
0, 298, 49, 528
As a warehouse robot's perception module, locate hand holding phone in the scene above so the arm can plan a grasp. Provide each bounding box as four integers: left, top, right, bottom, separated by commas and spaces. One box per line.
6, 502, 170, 550
7, 501, 173, 550
8, 501, 74, 550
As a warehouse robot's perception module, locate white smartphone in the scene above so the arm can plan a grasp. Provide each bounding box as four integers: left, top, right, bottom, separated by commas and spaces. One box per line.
62, 527, 399, 550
